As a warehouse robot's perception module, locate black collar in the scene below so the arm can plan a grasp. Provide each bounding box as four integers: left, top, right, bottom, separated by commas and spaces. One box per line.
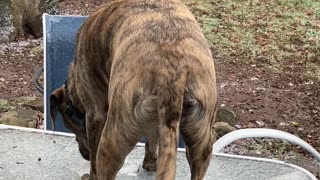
64, 80, 86, 127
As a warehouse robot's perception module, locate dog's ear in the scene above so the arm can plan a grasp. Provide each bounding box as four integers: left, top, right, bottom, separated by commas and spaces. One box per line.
50, 87, 65, 130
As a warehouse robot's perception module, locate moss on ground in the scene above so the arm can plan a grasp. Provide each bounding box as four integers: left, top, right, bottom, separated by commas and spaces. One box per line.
183, 0, 320, 79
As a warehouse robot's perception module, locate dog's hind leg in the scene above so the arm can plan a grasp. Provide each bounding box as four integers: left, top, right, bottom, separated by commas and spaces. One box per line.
180, 96, 218, 180
143, 128, 159, 171
135, 96, 159, 172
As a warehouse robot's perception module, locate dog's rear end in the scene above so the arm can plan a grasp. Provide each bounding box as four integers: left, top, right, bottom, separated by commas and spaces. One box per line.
131, 74, 217, 180
91, 0, 217, 179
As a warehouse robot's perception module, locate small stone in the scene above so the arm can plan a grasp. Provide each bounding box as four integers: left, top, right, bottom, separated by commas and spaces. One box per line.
213, 122, 236, 136
220, 82, 228, 88
0, 78, 5, 82
216, 108, 237, 126
235, 124, 242, 129
256, 151, 262, 155
251, 77, 259, 81
256, 120, 265, 127
18, 41, 30, 47
279, 122, 288, 126
255, 87, 266, 91
307, 135, 312, 138
305, 81, 314, 85
289, 121, 299, 127
81, 173, 90, 180
37, 158, 41, 161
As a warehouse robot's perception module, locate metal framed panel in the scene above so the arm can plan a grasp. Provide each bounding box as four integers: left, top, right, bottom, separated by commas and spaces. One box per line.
44, 14, 87, 132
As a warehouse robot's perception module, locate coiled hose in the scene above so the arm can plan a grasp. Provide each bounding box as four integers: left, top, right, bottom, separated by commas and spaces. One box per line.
212, 128, 320, 162
33, 67, 44, 94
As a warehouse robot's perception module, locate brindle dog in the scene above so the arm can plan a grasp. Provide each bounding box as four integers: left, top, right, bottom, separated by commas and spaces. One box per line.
50, 0, 218, 179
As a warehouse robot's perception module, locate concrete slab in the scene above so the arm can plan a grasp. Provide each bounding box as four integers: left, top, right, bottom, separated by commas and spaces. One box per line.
0, 126, 316, 180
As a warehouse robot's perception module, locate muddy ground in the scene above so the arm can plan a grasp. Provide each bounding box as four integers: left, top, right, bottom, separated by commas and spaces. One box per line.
0, 0, 319, 178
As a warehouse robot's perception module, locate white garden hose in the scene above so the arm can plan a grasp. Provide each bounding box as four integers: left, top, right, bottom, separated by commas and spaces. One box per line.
212, 128, 320, 162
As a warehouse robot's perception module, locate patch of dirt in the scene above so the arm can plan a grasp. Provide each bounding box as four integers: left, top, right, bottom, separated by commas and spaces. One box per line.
215, 53, 320, 178
216, 57, 320, 150
57, 0, 100, 15
0, 38, 43, 99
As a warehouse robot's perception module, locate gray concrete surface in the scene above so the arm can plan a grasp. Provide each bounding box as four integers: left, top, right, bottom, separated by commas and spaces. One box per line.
0, 127, 316, 180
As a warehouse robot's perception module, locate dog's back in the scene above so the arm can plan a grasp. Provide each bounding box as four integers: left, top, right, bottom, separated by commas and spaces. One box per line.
73, 0, 217, 179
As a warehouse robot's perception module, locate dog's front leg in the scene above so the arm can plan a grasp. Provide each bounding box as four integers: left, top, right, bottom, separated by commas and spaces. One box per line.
96, 105, 143, 179
86, 112, 106, 180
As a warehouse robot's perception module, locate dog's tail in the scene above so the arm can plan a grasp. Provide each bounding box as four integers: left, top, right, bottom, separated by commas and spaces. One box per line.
157, 84, 185, 130
134, 75, 186, 178
156, 79, 186, 178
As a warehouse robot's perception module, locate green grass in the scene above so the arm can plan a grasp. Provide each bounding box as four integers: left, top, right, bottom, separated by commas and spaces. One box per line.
0, 96, 37, 113
182, 0, 320, 79
0, 99, 12, 112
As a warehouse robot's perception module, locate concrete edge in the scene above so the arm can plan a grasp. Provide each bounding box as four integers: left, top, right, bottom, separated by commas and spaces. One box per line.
0, 124, 75, 137
1, 126, 317, 179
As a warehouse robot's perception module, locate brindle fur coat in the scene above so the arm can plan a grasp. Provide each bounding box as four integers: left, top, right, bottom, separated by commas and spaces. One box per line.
50, 0, 218, 179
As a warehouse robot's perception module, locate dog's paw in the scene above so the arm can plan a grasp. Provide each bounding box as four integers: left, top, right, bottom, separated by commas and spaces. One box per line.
142, 159, 157, 171
81, 173, 90, 180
